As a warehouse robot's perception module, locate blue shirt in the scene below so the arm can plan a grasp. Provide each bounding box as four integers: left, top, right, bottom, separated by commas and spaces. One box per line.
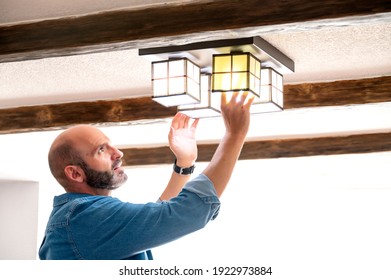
39, 174, 220, 260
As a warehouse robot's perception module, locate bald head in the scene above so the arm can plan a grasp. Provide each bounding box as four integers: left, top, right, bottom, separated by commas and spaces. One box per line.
48, 125, 104, 187
49, 126, 84, 187
48, 125, 127, 192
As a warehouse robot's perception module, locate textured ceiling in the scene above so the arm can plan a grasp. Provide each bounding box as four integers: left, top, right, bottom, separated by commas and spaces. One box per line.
0, 21, 390, 109
0, 0, 184, 24
0, 1, 390, 109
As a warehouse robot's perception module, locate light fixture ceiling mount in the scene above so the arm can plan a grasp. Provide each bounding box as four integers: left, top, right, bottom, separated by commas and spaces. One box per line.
139, 37, 294, 116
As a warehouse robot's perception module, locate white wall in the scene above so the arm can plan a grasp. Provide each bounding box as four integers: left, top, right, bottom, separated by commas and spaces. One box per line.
0, 180, 39, 260
0, 124, 390, 279
115, 155, 391, 279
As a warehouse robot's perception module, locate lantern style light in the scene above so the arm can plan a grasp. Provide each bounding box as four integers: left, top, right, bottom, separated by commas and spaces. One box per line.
250, 67, 284, 114
178, 74, 221, 118
211, 52, 261, 97
152, 58, 201, 107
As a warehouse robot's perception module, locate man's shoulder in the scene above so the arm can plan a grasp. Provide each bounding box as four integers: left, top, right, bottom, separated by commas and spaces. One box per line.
53, 193, 122, 208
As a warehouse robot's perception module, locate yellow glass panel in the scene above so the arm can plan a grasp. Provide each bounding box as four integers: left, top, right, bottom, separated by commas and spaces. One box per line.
232, 72, 248, 90
213, 55, 232, 73
213, 73, 231, 91
254, 59, 261, 78
232, 54, 248, 72
249, 57, 255, 76
250, 75, 260, 95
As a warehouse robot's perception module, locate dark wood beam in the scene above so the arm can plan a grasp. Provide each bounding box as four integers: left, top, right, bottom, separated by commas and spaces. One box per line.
284, 75, 391, 108
1, 0, 390, 62
1, 76, 390, 134
122, 132, 391, 166
0, 97, 176, 134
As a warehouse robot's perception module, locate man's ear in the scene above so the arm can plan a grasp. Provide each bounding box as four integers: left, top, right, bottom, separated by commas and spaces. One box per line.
64, 165, 85, 183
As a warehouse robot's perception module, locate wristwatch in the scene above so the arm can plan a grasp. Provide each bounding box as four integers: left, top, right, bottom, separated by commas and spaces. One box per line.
173, 159, 195, 175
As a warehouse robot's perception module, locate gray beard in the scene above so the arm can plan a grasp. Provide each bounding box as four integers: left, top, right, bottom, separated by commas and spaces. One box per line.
79, 160, 128, 190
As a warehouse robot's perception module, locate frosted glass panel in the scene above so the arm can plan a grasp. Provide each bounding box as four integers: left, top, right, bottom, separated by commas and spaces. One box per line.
153, 61, 168, 79
169, 77, 185, 94
153, 79, 167, 96
169, 60, 185, 77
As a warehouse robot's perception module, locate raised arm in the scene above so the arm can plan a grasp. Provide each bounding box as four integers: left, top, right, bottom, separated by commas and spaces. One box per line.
159, 113, 199, 201
202, 91, 254, 197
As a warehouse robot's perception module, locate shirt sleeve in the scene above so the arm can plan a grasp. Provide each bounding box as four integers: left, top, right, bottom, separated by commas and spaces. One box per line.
182, 173, 220, 220
68, 173, 221, 259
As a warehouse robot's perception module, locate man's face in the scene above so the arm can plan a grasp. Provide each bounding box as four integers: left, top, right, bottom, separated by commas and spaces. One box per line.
74, 126, 128, 190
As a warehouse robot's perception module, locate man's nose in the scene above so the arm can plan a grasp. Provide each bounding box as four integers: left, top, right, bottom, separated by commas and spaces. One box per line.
110, 145, 123, 159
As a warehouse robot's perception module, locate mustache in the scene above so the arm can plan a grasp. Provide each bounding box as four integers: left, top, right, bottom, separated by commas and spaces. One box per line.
112, 159, 122, 170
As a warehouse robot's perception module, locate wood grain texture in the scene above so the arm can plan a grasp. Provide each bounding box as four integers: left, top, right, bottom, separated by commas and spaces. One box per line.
121, 132, 391, 166
1, 0, 390, 62
1, 76, 390, 134
284, 76, 391, 108
0, 97, 176, 134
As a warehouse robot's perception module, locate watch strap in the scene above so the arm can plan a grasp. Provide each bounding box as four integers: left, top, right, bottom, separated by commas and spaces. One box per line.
173, 159, 195, 175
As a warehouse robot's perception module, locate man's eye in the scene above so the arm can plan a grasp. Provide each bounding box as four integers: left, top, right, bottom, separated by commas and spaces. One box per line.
98, 147, 105, 153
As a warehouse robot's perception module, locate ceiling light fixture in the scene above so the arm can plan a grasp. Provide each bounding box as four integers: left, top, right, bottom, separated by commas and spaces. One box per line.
212, 52, 261, 97
139, 37, 294, 117
250, 67, 284, 114
177, 73, 221, 118
151, 57, 201, 107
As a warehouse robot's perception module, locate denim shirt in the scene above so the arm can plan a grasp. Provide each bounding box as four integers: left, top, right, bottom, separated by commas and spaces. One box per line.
39, 174, 220, 260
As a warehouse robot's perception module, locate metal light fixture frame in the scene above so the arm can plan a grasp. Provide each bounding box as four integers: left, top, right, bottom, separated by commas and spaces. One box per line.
211, 52, 262, 97
139, 36, 294, 115
151, 57, 201, 107
177, 73, 221, 118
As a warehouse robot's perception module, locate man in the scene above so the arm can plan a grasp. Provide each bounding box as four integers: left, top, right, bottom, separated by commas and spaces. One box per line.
39, 91, 254, 260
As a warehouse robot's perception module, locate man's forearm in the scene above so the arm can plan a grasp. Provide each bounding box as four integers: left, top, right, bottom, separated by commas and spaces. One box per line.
159, 171, 193, 201
159, 158, 195, 201
202, 133, 246, 197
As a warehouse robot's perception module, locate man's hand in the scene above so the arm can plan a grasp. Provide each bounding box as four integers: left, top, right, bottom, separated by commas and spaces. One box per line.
168, 113, 199, 167
160, 113, 199, 201
221, 91, 254, 140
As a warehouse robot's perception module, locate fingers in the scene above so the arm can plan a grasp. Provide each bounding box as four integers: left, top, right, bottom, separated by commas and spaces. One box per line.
171, 112, 199, 130
221, 91, 254, 108
190, 118, 200, 132
243, 93, 255, 110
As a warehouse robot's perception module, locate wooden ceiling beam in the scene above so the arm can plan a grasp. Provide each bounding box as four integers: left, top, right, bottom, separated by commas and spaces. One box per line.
0, 0, 390, 62
0, 98, 176, 134
1, 76, 390, 134
122, 132, 391, 166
